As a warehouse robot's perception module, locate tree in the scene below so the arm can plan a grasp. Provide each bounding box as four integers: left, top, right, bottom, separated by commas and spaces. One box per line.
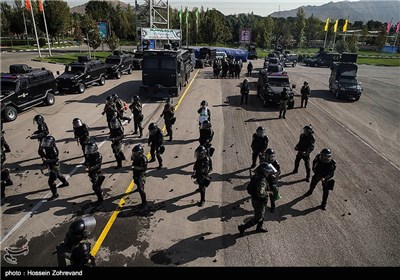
43, 0, 71, 44
0, 2, 12, 37
347, 33, 359, 52
107, 31, 120, 51
294, 8, 306, 47
200, 9, 231, 45
335, 37, 349, 53
88, 28, 101, 51
256, 16, 274, 49
304, 15, 323, 47
374, 27, 387, 50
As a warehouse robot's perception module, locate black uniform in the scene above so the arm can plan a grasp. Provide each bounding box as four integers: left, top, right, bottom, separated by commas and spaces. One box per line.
1, 147, 13, 204
84, 152, 105, 202
148, 127, 164, 169
278, 90, 289, 119
293, 133, 315, 180
102, 103, 118, 129
306, 154, 336, 208
109, 120, 125, 169
251, 133, 269, 167
240, 82, 249, 105
129, 101, 144, 137
160, 103, 175, 141
301, 84, 311, 108
132, 153, 148, 208
193, 155, 211, 206
265, 159, 281, 212
39, 145, 69, 197
199, 127, 214, 171
31, 122, 49, 157
1, 130, 11, 153
247, 62, 253, 77
74, 124, 90, 154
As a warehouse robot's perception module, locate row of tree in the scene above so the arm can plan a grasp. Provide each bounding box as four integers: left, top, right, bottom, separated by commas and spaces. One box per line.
0, 0, 395, 51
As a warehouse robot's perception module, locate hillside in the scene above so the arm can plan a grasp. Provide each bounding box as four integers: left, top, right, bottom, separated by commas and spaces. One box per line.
70, 0, 131, 14
269, 1, 400, 22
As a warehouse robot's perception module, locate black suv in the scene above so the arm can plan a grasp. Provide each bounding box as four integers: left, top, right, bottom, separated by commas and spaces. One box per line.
105, 50, 134, 79
1, 64, 57, 122
132, 51, 144, 70
304, 51, 340, 67
56, 56, 107, 93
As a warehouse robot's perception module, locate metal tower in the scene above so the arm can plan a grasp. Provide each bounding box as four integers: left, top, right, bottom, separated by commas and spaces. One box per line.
135, 0, 169, 29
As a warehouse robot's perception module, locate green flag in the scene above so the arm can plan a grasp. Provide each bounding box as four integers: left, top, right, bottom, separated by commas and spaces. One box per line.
179, 7, 182, 26
195, 9, 199, 32
186, 9, 189, 26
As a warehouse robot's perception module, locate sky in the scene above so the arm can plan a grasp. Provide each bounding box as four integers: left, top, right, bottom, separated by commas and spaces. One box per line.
65, 0, 364, 16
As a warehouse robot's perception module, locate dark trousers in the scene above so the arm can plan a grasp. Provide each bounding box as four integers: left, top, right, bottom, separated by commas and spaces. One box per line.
111, 140, 125, 164
165, 120, 173, 139
48, 165, 67, 195
301, 97, 308, 108
294, 152, 311, 178
1, 167, 13, 199
252, 150, 265, 165
133, 115, 143, 136
134, 174, 147, 205
241, 94, 248, 105
309, 175, 330, 206
89, 170, 104, 201
150, 145, 163, 166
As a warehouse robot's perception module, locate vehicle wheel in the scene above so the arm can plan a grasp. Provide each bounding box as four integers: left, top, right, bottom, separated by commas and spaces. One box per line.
355, 96, 360, 101
99, 75, 106, 85
78, 83, 85, 93
45, 92, 55, 106
128, 66, 133, 74
335, 89, 340, 99
2, 106, 17, 122
116, 71, 122, 79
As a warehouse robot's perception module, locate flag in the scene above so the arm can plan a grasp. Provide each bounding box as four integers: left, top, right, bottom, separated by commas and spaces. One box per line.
186, 8, 189, 26
386, 19, 392, 33
25, 0, 31, 11
343, 18, 348, 32
324, 17, 329, 32
179, 7, 182, 26
396, 22, 400, 34
334, 19, 338, 33
38, 0, 43, 13
195, 9, 200, 32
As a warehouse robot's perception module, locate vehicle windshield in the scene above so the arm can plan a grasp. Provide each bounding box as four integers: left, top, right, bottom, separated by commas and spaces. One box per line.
65, 65, 85, 74
268, 77, 290, 87
1, 80, 18, 92
339, 78, 358, 85
105, 58, 121, 65
144, 57, 176, 70
267, 65, 282, 73
134, 53, 143, 59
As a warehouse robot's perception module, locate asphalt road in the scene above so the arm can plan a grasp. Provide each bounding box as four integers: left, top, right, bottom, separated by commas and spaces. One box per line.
1, 51, 399, 267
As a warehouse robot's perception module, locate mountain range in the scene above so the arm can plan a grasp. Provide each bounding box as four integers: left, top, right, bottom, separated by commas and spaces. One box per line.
269, 1, 400, 23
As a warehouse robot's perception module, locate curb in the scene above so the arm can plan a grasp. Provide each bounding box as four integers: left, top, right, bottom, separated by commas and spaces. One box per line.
1, 45, 75, 53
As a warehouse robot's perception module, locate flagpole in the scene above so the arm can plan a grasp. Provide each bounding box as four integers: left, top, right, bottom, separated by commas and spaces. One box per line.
22, 8, 29, 46
333, 32, 337, 50
186, 9, 189, 48
29, 0, 41, 57
167, 0, 169, 44
41, 1, 52, 56
323, 31, 328, 49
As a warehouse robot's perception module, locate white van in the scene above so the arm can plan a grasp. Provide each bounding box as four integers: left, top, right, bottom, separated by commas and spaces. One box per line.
216, 51, 227, 60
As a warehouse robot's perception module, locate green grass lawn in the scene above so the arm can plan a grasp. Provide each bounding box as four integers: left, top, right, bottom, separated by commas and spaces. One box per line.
34, 52, 111, 64
357, 57, 400, 66
7, 43, 74, 51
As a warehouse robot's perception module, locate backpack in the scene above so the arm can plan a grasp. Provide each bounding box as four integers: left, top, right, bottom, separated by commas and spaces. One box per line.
246, 172, 258, 195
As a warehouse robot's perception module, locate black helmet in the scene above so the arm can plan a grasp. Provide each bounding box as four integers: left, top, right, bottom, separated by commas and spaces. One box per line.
243, 78, 248, 83
72, 118, 83, 128
41, 135, 55, 148
106, 95, 113, 104
109, 117, 121, 129
84, 141, 98, 155
283, 87, 288, 92
201, 120, 211, 129
200, 100, 208, 107
133, 95, 140, 102
256, 126, 265, 137
33, 114, 44, 124
259, 162, 277, 176
111, 93, 118, 101
302, 125, 314, 135
304, 81, 308, 85
320, 148, 332, 163
265, 148, 276, 163
148, 123, 157, 135
66, 216, 96, 242
195, 145, 207, 159
132, 144, 144, 158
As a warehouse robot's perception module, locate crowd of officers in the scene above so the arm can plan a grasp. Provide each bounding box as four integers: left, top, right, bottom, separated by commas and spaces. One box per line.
0, 70, 337, 266
212, 57, 243, 79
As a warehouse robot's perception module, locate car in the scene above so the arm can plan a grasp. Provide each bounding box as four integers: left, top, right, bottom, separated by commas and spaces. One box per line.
1, 64, 57, 122
56, 56, 107, 94
257, 70, 295, 109
132, 51, 144, 70
304, 51, 340, 67
283, 54, 298, 67
105, 50, 134, 79
216, 51, 227, 60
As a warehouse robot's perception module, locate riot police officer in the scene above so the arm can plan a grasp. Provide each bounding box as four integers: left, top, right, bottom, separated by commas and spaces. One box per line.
109, 116, 125, 169
264, 148, 281, 213
1, 130, 11, 153
129, 95, 144, 137
199, 120, 214, 172
304, 148, 336, 210
198, 100, 211, 127
30, 115, 49, 159
240, 78, 249, 105
293, 125, 315, 182
1, 145, 13, 205
84, 141, 105, 203
160, 99, 175, 141
278, 87, 289, 119
102, 96, 118, 129
192, 145, 212, 207
56, 216, 96, 267
148, 123, 164, 169
72, 118, 90, 155
300, 81, 311, 108
112, 93, 131, 123
39, 135, 69, 200
238, 162, 277, 236
131, 144, 148, 209
251, 126, 269, 168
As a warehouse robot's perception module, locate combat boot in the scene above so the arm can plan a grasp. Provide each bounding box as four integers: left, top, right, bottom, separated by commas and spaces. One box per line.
60, 178, 69, 187
115, 161, 122, 169
256, 220, 268, 233
139, 127, 143, 138
238, 225, 246, 236
95, 190, 104, 204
